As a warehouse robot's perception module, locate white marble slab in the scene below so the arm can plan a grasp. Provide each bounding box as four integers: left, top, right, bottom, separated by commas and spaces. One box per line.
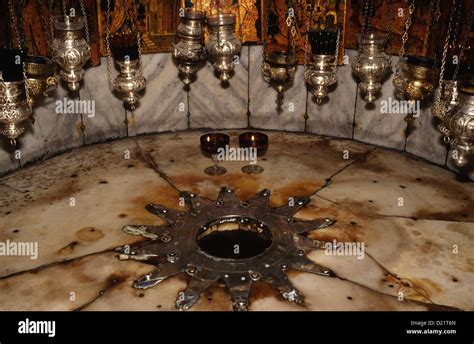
1, 132, 471, 311
12, 84, 84, 169
248, 45, 306, 132
405, 101, 448, 165
127, 53, 189, 136
80, 57, 128, 143
317, 148, 474, 221
306, 49, 358, 138
189, 47, 249, 129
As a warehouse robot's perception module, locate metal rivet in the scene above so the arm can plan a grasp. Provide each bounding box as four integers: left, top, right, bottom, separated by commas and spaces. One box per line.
186, 267, 197, 275
250, 272, 260, 281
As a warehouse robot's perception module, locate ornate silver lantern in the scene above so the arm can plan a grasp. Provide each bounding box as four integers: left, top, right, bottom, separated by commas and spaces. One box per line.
393, 56, 437, 101
304, 30, 339, 104
444, 83, 474, 167
431, 79, 458, 126
206, 14, 242, 82
0, 79, 32, 145
305, 54, 337, 103
110, 34, 146, 110
173, 9, 206, 86
261, 51, 297, 106
52, 15, 91, 92
25, 56, 59, 103
352, 33, 391, 103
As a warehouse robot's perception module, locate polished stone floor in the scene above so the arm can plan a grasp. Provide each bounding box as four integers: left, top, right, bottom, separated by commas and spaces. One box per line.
0, 131, 472, 311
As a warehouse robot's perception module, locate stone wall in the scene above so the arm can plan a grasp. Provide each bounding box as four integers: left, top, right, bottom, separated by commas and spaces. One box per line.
1, 47, 470, 178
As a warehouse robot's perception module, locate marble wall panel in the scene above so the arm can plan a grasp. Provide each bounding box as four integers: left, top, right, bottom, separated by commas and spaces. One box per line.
306, 49, 358, 138
248, 45, 306, 132
189, 46, 249, 129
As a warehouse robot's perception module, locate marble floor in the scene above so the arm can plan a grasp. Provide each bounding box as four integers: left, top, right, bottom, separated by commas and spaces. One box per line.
0, 131, 472, 311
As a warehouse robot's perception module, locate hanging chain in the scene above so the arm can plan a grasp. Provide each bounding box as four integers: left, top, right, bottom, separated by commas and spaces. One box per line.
105, 0, 113, 89
286, 0, 297, 56
62, 0, 67, 16
399, 0, 415, 58
137, 29, 143, 74
304, 6, 310, 71
8, 0, 22, 50
17, 0, 26, 50
262, 0, 269, 60
48, 0, 56, 53
79, 0, 90, 44
333, 26, 341, 67
439, 0, 458, 85
363, 0, 374, 34
386, 0, 393, 61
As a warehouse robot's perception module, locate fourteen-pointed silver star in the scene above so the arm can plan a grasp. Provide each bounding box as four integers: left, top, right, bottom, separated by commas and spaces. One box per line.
116, 188, 337, 311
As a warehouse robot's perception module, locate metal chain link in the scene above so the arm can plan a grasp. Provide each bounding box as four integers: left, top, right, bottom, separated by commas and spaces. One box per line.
17, 0, 26, 50
137, 30, 143, 74
363, 0, 374, 34
105, 0, 113, 90
262, 0, 269, 60
333, 26, 341, 66
304, 6, 310, 71
449, 0, 463, 79
286, 0, 296, 56
79, 0, 90, 44
386, 0, 393, 61
399, 0, 415, 58
48, 0, 56, 54
62, 0, 67, 16
8, 0, 21, 50
439, 0, 458, 85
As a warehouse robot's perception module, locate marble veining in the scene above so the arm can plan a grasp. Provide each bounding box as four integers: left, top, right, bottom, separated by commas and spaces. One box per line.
126, 53, 189, 136
306, 49, 358, 138
0, 131, 471, 311
12, 84, 83, 170
404, 104, 448, 165
353, 55, 407, 150
80, 57, 128, 143
188, 46, 249, 129
0, 49, 470, 180
249, 45, 306, 132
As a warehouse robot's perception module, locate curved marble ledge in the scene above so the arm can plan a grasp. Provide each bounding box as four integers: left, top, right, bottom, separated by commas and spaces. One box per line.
0, 131, 472, 311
